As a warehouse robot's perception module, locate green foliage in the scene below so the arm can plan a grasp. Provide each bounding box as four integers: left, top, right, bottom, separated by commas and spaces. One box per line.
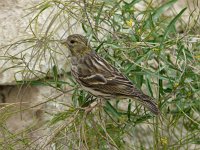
0, 0, 200, 149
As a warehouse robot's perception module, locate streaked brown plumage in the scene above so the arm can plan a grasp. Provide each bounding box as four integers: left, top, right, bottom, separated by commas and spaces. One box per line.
61, 34, 160, 115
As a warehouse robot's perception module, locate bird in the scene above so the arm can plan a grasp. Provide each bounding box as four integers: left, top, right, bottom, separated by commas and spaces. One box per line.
61, 34, 160, 115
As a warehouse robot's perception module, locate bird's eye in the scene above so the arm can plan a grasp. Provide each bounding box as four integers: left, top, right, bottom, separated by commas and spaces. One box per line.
70, 40, 76, 44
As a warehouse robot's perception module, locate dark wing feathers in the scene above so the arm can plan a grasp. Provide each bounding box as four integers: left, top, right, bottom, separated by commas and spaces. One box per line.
76, 52, 145, 98
80, 74, 107, 85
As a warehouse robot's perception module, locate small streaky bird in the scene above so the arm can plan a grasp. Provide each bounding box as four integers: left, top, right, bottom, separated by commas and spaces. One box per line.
61, 34, 160, 115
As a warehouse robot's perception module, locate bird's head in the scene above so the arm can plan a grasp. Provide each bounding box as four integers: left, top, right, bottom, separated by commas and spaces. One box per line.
61, 34, 91, 57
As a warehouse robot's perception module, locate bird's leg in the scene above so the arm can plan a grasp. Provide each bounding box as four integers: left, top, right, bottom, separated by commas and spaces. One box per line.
82, 98, 102, 114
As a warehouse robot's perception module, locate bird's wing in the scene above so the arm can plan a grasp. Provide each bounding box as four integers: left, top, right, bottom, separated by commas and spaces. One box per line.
76, 52, 136, 97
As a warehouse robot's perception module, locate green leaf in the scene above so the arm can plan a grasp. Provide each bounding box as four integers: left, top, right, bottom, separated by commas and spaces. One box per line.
152, 0, 178, 22
145, 0, 178, 28
52, 65, 58, 79
95, 2, 105, 25
50, 111, 70, 125
160, 8, 187, 47
123, 0, 141, 12
95, 41, 105, 52
146, 76, 154, 97
104, 101, 121, 119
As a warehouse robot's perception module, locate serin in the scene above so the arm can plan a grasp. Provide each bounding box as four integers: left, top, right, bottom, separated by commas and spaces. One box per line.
61, 34, 160, 115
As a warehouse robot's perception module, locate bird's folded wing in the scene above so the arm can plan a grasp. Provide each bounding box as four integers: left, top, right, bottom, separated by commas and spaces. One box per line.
77, 53, 135, 96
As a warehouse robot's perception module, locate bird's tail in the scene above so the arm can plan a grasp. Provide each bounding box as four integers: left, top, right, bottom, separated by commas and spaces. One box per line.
131, 90, 160, 115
